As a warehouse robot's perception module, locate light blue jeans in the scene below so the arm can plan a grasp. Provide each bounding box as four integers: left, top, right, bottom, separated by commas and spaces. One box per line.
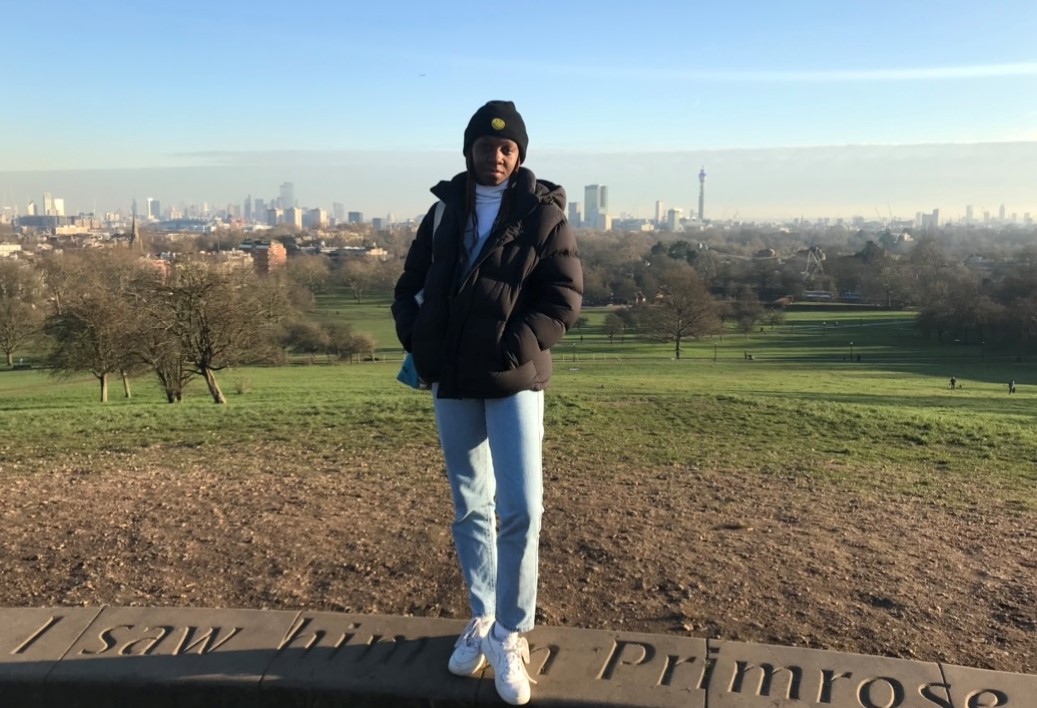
432, 386, 545, 633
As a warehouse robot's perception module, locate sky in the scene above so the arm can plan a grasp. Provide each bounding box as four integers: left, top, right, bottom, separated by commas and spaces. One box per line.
2, 0, 1036, 222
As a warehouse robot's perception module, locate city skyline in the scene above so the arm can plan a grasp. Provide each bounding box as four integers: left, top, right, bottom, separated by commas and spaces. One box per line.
3, 141, 1034, 225
2, 2, 1035, 221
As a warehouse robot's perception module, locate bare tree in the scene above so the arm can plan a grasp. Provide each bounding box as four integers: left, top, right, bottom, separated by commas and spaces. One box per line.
603, 312, 625, 343
580, 264, 612, 304
322, 321, 377, 363
40, 251, 147, 402
764, 308, 787, 328
323, 321, 356, 362
286, 254, 331, 299
43, 289, 134, 402
641, 268, 721, 359
150, 261, 290, 404
871, 263, 908, 309
336, 258, 380, 302
121, 269, 194, 403
693, 249, 720, 287
284, 319, 328, 363
732, 286, 764, 340
150, 343, 194, 403
348, 332, 377, 362
37, 251, 90, 316
0, 260, 45, 366
905, 236, 950, 306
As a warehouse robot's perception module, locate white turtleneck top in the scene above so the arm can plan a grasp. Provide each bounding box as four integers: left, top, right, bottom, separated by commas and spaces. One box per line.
465, 180, 509, 266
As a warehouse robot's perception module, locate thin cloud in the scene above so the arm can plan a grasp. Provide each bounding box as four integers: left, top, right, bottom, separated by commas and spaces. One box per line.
167, 140, 1037, 164
167, 149, 454, 167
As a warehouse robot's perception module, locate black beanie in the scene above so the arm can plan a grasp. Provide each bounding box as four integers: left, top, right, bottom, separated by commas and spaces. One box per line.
463, 100, 528, 163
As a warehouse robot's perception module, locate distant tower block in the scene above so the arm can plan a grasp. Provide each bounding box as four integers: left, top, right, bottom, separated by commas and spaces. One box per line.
698, 167, 707, 222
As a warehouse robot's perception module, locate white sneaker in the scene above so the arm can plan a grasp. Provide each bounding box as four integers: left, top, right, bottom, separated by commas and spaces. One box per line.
448, 616, 494, 676
482, 628, 536, 705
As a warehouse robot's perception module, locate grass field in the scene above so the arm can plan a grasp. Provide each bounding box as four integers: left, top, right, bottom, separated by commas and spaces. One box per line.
314, 294, 1000, 364
2, 294, 1035, 512
3, 292, 1035, 677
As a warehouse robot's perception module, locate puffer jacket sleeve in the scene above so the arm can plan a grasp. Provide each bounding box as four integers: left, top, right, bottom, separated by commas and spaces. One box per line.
391, 205, 436, 352
502, 213, 583, 365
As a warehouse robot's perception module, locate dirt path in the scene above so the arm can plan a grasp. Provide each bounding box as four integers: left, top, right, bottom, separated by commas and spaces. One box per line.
1, 444, 1033, 675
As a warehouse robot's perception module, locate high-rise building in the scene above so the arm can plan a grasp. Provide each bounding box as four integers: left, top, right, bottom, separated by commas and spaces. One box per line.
43, 193, 55, 216
244, 195, 253, 222
279, 182, 295, 210
304, 208, 328, 229
254, 198, 266, 221
999, 204, 1006, 223
655, 200, 665, 224
53, 198, 65, 217
666, 208, 683, 232
333, 202, 346, 223
253, 241, 287, 275
965, 204, 974, 225
146, 198, 161, 220
698, 167, 707, 222
348, 211, 363, 224
567, 201, 580, 227
285, 207, 303, 229
583, 185, 608, 229
584, 185, 599, 229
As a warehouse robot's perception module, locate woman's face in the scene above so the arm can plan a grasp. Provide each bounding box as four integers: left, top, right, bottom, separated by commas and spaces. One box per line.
469, 136, 521, 186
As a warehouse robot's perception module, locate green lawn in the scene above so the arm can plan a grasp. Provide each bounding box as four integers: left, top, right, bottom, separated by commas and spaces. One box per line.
2, 357, 1035, 508
313, 293, 400, 353
2, 295, 1034, 512
312, 296, 996, 367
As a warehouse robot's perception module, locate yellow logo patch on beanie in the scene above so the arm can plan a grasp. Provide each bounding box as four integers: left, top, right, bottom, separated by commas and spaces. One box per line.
491, 118, 506, 131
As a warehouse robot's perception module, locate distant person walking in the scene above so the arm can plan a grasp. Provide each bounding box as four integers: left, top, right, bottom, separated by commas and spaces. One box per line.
1009, 379, 1017, 394
950, 376, 957, 389
392, 100, 583, 705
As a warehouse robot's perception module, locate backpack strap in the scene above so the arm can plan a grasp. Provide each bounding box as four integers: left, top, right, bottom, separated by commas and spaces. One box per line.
432, 200, 445, 239
414, 201, 446, 307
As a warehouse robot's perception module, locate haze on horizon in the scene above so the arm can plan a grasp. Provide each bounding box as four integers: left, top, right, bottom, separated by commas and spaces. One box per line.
3, 1, 1035, 223
2, 142, 1035, 224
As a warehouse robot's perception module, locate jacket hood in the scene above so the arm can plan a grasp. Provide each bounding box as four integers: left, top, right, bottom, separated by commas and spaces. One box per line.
533, 178, 566, 211
431, 167, 566, 212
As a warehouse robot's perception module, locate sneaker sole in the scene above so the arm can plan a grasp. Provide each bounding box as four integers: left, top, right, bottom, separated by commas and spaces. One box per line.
493, 675, 531, 705
448, 654, 487, 677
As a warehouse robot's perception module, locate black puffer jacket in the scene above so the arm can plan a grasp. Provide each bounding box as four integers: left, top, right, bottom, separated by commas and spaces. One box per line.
392, 167, 583, 399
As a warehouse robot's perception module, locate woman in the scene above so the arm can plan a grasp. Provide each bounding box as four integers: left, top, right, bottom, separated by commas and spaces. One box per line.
392, 100, 582, 705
